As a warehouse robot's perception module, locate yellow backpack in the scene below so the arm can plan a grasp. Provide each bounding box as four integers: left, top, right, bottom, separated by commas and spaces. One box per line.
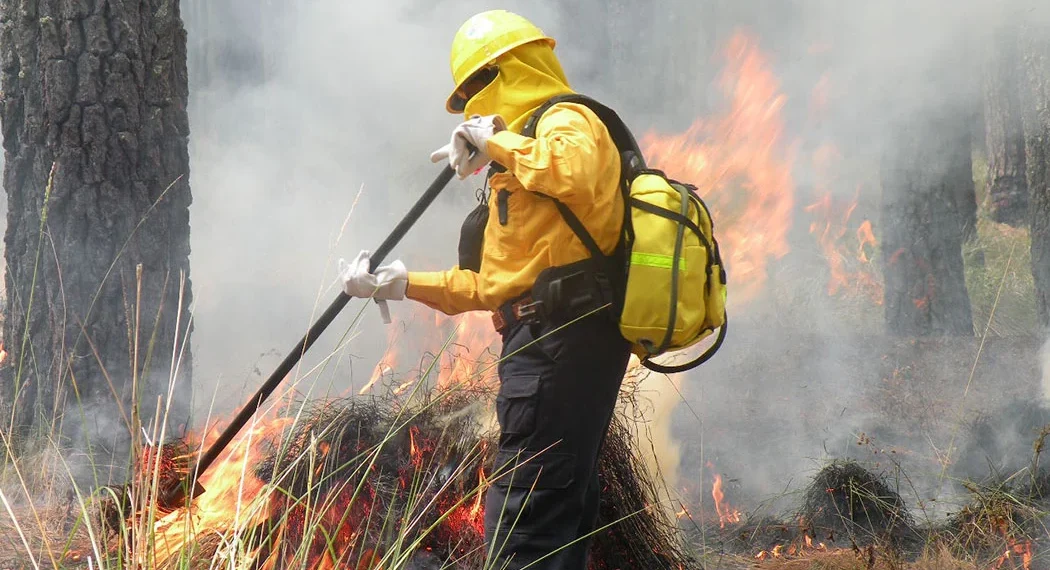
521, 94, 728, 373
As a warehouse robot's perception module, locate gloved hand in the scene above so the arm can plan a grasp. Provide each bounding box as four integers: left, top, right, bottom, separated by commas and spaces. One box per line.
430, 114, 507, 179
339, 250, 408, 323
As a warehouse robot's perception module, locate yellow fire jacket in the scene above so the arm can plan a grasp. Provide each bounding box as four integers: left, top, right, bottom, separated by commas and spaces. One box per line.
406, 102, 623, 315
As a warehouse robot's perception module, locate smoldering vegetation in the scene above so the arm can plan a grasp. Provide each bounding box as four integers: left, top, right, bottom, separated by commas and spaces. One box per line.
120, 386, 703, 569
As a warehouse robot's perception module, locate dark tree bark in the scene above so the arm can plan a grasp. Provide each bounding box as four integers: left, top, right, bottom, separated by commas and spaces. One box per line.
983, 28, 1030, 227
0, 0, 193, 448
880, 110, 975, 337
1020, 23, 1050, 330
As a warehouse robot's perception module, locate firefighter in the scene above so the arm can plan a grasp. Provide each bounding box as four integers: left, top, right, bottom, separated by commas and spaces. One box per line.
340, 9, 631, 569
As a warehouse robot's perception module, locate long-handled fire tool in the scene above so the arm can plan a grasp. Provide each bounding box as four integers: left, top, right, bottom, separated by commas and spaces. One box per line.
153, 164, 458, 513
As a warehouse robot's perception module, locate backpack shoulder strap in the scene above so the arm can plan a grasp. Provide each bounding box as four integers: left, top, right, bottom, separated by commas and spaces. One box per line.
519, 94, 638, 262
521, 93, 645, 169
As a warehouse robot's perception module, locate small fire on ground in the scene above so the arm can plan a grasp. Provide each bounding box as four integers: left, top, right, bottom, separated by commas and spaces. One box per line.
755, 534, 830, 561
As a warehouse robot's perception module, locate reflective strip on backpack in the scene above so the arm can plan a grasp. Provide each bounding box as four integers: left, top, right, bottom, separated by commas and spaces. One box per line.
630, 251, 687, 271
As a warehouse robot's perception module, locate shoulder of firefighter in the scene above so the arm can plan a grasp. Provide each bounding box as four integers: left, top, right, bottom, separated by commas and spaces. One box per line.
406, 100, 622, 316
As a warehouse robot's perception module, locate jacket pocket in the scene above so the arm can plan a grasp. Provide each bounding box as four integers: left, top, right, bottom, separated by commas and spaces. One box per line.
495, 374, 540, 437
485, 181, 529, 259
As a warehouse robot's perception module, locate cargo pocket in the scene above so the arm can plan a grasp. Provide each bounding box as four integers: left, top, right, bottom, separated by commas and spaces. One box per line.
490, 449, 576, 491
495, 375, 540, 437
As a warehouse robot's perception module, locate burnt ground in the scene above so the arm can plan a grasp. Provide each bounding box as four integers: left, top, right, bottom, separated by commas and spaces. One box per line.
671, 314, 1048, 559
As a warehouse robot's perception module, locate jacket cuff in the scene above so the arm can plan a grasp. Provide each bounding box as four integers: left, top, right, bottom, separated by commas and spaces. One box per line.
406, 271, 447, 304
486, 130, 527, 169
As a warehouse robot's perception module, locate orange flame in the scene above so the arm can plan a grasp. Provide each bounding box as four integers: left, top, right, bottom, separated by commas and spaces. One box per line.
857, 221, 876, 263
995, 539, 1034, 570
640, 31, 794, 306
706, 462, 742, 528
756, 533, 828, 560
149, 413, 297, 561
994, 524, 1034, 570
409, 426, 422, 468
804, 188, 883, 305
711, 473, 742, 528
361, 307, 499, 396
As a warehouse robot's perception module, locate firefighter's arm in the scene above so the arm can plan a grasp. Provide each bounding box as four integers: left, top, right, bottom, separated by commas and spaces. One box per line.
485, 104, 610, 204
405, 269, 486, 315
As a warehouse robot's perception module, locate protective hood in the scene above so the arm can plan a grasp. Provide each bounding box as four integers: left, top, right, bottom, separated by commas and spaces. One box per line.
463, 41, 575, 134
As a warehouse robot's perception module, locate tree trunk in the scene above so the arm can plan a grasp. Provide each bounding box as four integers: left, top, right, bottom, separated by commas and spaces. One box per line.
880, 110, 975, 336
1020, 23, 1050, 331
0, 0, 193, 451
984, 28, 1030, 227
956, 120, 980, 244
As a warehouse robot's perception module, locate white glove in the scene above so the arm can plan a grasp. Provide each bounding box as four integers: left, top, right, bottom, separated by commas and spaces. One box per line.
339, 250, 408, 323
430, 114, 507, 179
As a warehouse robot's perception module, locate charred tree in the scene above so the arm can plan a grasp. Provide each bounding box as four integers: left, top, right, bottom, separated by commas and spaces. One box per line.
1021, 23, 1050, 330
983, 28, 1030, 227
880, 109, 975, 337
0, 0, 193, 448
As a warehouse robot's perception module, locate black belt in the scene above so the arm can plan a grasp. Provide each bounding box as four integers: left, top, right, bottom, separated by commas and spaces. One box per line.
492, 293, 544, 334
491, 257, 619, 335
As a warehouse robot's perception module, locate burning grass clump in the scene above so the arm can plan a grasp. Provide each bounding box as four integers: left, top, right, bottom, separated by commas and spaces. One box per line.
937, 425, 1050, 566
148, 381, 701, 569
941, 475, 1048, 565
98, 437, 198, 541
244, 390, 707, 569
250, 393, 491, 569
799, 460, 918, 550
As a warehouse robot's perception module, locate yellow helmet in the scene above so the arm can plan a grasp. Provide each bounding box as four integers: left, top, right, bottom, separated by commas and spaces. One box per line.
445, 10, 556, 113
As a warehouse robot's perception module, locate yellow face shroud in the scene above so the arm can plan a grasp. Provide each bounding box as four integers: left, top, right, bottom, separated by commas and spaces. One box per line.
461, 40, 575, 134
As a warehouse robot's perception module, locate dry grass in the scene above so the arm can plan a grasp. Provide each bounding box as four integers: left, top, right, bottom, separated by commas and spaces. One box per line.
749, 544, 981, 570
0, 502, 94, 569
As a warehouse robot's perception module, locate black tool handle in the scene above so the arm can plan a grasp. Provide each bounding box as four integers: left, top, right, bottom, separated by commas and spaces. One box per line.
185, 164, 457, 483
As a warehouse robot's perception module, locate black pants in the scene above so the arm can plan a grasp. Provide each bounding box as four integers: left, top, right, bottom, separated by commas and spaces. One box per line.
483, 312, 632, 570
